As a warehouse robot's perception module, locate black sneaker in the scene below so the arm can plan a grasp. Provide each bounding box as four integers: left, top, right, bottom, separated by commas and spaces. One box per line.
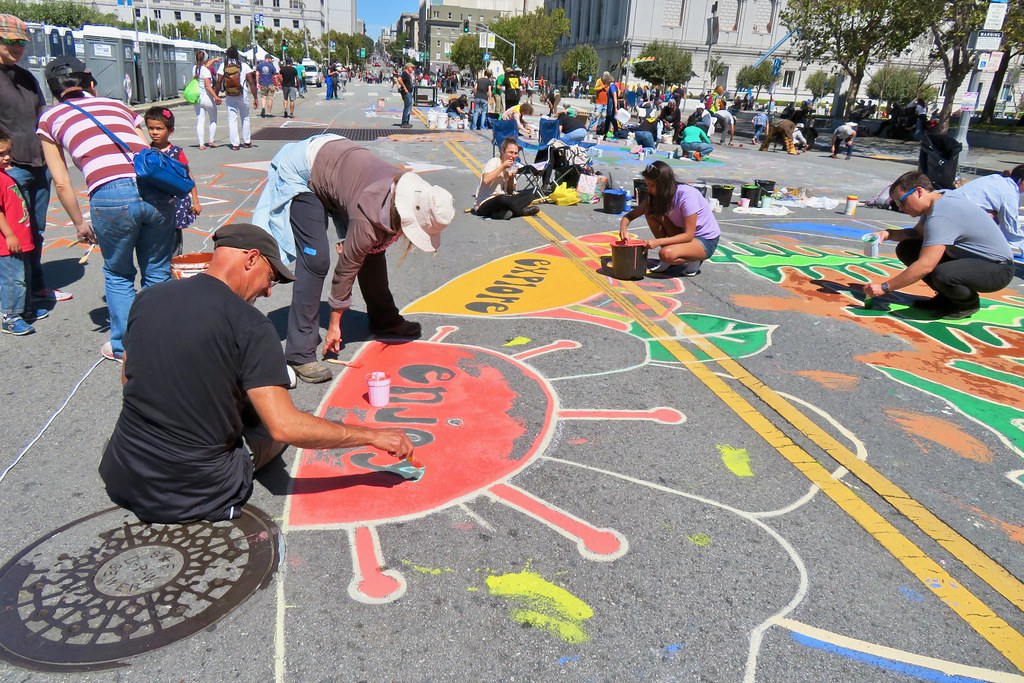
937, 305, 981, 320
911, 295, 952, 310
521, 206, 540, 217
260, 108, 266, 117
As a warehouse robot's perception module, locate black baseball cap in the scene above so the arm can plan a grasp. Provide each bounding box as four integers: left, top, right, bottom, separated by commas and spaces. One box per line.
44, 56, 89, 81
213, 223, 295, 283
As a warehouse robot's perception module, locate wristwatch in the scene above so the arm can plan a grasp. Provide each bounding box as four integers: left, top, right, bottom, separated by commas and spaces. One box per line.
880, 282, 890, 293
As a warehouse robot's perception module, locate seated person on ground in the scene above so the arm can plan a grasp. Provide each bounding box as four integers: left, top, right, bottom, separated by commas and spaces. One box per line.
556, 107, 587, 145
618, 160, 720, 276
634, 106, 661, 151
679, 116, 713, 161
473, 138, 540, 220
446, 94, 468, 120
502, 102, 534, 137
863, 171, 1015, 320
98, 224, 415, 523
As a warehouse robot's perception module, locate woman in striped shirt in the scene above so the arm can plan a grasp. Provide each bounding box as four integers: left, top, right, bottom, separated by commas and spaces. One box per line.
37, 57, 176, 362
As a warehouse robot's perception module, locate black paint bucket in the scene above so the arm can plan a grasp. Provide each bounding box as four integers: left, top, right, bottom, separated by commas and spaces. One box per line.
603, 188, 628, 214
740, 184, 762, 206
711, 184, 734, 207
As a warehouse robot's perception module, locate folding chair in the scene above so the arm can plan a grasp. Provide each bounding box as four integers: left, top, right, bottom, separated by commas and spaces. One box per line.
490, 119, 521, 158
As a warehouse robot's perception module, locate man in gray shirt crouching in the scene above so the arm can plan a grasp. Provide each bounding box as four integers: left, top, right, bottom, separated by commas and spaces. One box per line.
864, 171, 1015, 319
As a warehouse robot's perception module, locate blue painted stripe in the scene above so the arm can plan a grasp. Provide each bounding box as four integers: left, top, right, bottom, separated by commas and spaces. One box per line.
790, 632, 991, 683
767, 222, 881, 240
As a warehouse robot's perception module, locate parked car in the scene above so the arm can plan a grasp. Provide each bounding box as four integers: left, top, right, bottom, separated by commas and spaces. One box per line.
301, 59, 322, 87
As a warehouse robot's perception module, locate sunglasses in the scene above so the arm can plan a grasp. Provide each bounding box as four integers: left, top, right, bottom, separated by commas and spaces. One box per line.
1, 38, 28, 47
894, 186, 917, 208
260, 255, 278, 287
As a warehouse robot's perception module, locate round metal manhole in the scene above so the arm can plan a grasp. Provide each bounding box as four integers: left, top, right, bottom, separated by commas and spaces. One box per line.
0, 505, 279, 672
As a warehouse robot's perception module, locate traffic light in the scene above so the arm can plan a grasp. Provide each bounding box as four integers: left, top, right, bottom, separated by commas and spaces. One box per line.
463, 19, 470, 33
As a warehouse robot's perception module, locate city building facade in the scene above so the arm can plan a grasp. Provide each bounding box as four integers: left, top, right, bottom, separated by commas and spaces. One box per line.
417, 0, 543, 69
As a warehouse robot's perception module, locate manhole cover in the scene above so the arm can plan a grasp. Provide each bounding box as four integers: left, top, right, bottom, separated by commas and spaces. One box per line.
252, 127, 470, 142
0, 505, 278, 672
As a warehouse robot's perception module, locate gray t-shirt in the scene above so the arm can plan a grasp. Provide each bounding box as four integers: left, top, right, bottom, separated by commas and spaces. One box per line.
924, 194, 1014, 263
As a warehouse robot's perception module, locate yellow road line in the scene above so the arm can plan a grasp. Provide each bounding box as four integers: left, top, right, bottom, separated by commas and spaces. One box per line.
442, 138, 1024, 671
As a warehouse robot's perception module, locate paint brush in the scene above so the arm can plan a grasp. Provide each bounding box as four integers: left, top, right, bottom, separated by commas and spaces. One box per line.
325, 357, 363, 368
78, 244, 96, 264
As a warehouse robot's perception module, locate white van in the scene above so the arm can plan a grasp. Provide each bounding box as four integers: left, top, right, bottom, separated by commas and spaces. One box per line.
301, 59, 322, 87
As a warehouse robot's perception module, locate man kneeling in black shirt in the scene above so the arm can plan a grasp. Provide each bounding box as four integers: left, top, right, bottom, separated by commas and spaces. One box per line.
99, 223, 414, 523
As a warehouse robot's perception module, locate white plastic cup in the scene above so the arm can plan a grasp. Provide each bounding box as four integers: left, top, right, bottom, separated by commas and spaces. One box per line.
862, 233, 880, 257
366, 372, 391, 407
761, 196, 773, 209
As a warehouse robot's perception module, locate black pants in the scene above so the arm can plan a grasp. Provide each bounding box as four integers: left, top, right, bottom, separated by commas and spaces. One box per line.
286, 192, 403, 364
895, 239, 1015, 308
475, 190, 536, 219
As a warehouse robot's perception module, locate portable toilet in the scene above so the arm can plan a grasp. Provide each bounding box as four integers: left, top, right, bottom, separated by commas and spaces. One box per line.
137, 31, 163, 103
56, 26, 76, 59
18, 23, 48, 97
171, 39, 195, 95
158, 35, 176, 100
47, 27, 65, 57
82, 25, 132, 102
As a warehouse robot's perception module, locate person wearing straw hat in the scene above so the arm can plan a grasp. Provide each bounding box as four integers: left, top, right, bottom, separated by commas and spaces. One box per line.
253, 136, 455, 384
99, 222, 414, 524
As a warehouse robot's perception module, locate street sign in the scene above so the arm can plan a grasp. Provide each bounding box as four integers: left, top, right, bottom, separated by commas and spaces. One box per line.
329, 40, 336, 49
985, 0, 1008, 31
984, 50, 1004, 72
772, 57, 782, 78
969, 30, 1002, 51
478, 32, 487, 49
961, 91, 980, 112
483, 52, 490, 62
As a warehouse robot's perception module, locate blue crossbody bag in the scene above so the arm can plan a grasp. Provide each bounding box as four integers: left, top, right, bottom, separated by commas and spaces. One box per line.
65, 100, 195, 198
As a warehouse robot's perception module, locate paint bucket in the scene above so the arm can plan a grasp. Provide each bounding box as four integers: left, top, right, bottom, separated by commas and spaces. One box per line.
377, 97, 385, 110
603, 188, 628, 214
426, 111, 438, 129
171, 252, 212, 279
711, 184, 734, 207
610, 239, 648, 280
366, 372, 391, 407
862, 232, 880, 257
740, 184, 762, 207
755, 179, 776, 194
738, 197, 750, 208
845, 195, 858, 216
760, 196, 773, 209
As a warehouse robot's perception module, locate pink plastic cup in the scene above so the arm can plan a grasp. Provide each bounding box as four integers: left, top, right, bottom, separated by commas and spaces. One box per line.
366, 372, 391, 407
738, 198, 750, 208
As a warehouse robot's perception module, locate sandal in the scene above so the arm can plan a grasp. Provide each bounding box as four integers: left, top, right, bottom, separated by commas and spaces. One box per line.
198, 145, 207, 150
207, 142, 219, 148
230, 145, 240, 151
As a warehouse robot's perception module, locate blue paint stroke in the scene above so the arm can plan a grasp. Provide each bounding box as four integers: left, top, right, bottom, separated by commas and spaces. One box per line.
558, 655, 580, 666
767, 222, 879, 241
663, 643, 685, 655
791, 632, 990, 682
899, 586, 926, 603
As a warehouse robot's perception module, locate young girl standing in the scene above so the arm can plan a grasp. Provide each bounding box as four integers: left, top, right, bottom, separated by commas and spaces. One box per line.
144, 108, 201, 255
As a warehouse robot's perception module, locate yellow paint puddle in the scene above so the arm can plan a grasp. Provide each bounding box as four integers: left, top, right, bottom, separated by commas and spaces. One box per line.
485, 570, 593, 644
503, 336, 532, 347
717, 444, 754, 477
687, 533, 712, 547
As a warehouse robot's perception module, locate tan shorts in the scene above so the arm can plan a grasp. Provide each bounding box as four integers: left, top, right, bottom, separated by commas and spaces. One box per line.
259, 85, 276, 98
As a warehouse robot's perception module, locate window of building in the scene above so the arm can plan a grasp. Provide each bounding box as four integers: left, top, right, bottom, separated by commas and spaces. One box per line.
679, 0, 686, 24
432, 11, 438, 18
194, 12, 201, 21
134, 8, 141, 17
448, 12, 452, 18
273, 0, 280, 7
290, 0, 301, 7
273, 18, 280, 27
174, 10, 181, 19
234, 15, 241, 24
293, 19, 299, 28
214, 13, 221, 22
153, 9, 161, 17
782, 70, 795, 88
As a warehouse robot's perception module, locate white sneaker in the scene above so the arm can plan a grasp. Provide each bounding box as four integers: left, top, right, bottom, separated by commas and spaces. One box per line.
101, 341, 124, 363
34, 288, 72, 302
648, 261, 672, 273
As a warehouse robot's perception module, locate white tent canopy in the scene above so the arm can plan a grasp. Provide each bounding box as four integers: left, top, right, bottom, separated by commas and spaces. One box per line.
238, 45, 280, 65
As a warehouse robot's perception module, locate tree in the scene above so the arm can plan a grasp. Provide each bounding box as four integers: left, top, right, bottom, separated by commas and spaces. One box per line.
0, 0, 125, 29
386, 31, 409, 64
449, 34, 483, 72
805, 70, 836, 99
782, 0, 930, 116
735, 61, 776, 99
560, 44, 598, 85
866, 63, 937, 104
709, 56, 727, 84
488, 8, 570, 75
927, 0, 987, 132
632, 40, 693, 86
980, 0, 1024, 122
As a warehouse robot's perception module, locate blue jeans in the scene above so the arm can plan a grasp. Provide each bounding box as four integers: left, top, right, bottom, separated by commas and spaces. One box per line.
634, 130, 656, 149
0, 252, 29, 318
558, 128, 588, 145
472, 97, 488, 130
325, 76, 334, 99
89, 178, 176, 354
5, 164, 51, 293
752, 124, 766, 142
680, 141, 713, 158
401, 92, 413, 125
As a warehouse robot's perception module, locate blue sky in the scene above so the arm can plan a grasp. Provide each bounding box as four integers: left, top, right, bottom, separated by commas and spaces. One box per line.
360, 0, 418, 40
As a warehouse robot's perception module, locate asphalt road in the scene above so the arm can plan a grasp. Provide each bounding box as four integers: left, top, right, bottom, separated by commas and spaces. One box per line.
0, 82, 1021, 683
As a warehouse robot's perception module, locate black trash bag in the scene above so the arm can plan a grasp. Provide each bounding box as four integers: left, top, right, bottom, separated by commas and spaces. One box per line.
919, 132, 962, 190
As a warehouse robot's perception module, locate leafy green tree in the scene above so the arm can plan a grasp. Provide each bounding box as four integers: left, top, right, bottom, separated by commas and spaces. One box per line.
0, 0, 125, 28
782, 0, 930, 116
735, 61, 776, 98
560, 44, 598, 84
161, 20, 199, 40
488, 8, 570, 75
449, 34, 483, 72
709, 55, 727, 84
927, 0, 987, 131
386, 31, 408, 64
632, 40, 693, 86
805, 70, 836, 99
866, 63, 936, 104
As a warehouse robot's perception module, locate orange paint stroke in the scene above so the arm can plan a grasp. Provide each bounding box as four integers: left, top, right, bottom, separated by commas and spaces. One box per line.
883, 408, 994, 464
966, 505, 1024, 545
794, 370, 859, 391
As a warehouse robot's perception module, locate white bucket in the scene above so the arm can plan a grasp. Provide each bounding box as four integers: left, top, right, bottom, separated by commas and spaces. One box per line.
171, 252, 212, 279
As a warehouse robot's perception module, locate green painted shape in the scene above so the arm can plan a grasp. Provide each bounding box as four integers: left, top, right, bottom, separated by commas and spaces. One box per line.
712, 240, 899, 284
872, 364, 1024, 454
949, 360, 1024, 389
687, 533, 713, 547
630, 313, 774, 362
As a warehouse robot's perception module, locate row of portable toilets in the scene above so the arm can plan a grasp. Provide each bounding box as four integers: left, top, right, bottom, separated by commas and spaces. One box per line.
17, 23, 225, 105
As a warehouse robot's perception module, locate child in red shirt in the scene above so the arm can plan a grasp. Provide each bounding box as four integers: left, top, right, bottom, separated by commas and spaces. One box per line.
144, 108, 202, 255
0, 129, 44, 336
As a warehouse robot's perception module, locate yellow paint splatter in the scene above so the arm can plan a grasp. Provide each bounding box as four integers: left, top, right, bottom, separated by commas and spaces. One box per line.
687, 533, 712, 547
467, 586, 479, 592
717, 444, 754, 477
503, 336, 532, 347
401, 560, 453, 575
486, 571, 593, 644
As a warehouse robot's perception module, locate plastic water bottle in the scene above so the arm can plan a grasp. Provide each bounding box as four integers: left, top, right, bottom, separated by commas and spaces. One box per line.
620, 184, 630, 211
